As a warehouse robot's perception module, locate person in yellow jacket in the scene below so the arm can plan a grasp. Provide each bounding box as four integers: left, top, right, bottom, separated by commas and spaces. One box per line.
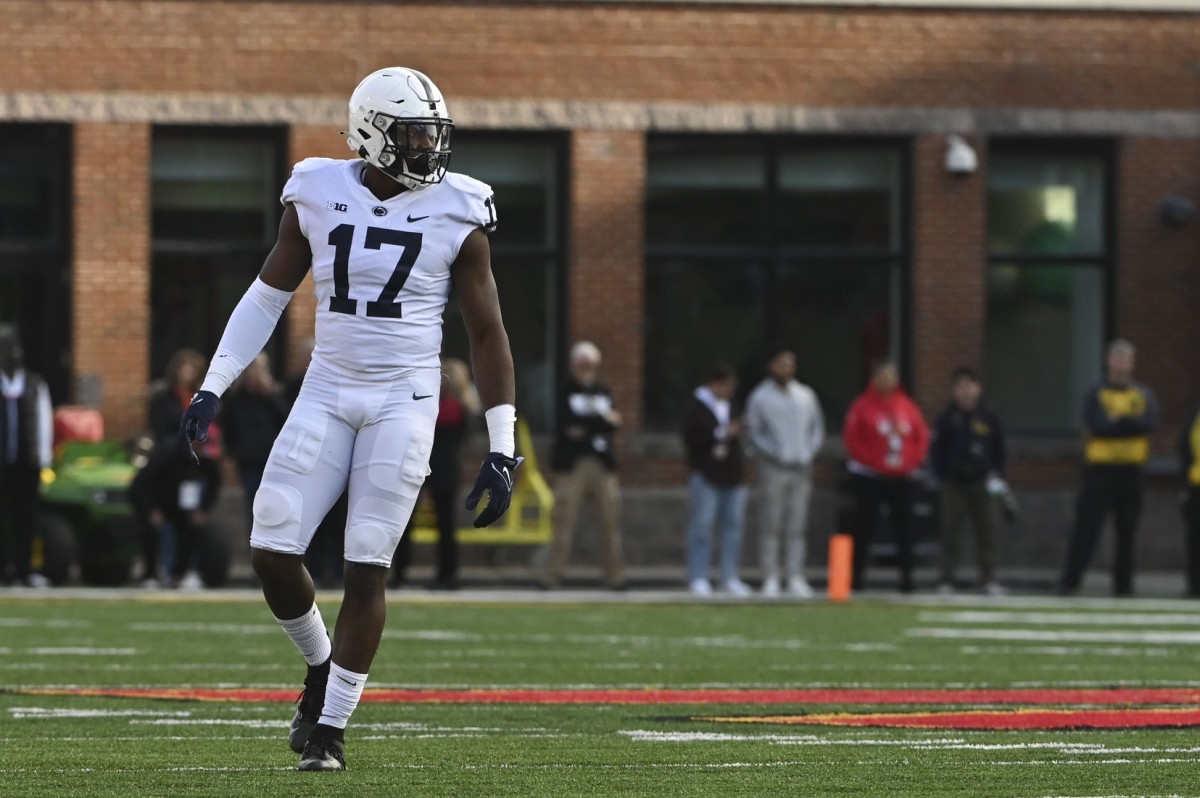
1058, 339, 1159, 596
1178, 403, 1200, 597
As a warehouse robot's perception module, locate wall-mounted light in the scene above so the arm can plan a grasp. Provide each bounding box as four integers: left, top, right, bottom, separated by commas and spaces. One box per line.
944, 135, 978, 176
1159, 195, 1194, 227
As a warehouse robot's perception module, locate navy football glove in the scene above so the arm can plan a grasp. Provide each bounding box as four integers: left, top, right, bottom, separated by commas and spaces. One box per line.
179, 390, 221, 465
465, 452, 524, 528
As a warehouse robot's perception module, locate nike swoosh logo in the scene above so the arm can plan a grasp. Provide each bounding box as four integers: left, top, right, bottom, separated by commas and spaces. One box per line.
413, 392, 433, 401
491, 463, 513, 490
337, 675, 359, 687
407, 214, 430, 223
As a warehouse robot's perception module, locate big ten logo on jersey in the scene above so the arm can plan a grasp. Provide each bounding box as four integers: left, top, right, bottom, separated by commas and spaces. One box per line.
326, 201, 349, 213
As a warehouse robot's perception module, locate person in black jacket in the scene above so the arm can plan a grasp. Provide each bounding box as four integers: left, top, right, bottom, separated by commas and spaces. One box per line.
931, 366, 1009, 596
682, 363, 750, 596
130, 435, 222, 589
0, 325, 54, 587
541, 342, 624, 589
137, 348, 222, 588
1178, 403, 1200, 597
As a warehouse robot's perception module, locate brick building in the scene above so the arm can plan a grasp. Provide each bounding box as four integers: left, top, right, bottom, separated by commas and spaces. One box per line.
4, 0, 1199, 577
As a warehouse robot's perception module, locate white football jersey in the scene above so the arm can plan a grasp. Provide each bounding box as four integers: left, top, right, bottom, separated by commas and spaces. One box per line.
282, 158, 497, 379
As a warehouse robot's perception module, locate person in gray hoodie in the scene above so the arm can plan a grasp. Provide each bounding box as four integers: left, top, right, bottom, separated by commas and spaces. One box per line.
745, 350, 825, 598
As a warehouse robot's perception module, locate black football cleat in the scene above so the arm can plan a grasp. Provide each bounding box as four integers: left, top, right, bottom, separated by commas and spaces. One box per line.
298, 727, 346, 772
288, 659, 329, 753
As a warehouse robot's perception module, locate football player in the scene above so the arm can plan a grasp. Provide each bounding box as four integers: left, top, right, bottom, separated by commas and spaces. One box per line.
179, 67, 521, 772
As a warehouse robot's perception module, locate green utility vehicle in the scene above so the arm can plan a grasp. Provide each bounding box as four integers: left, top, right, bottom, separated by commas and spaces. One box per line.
36, 440, 234, 587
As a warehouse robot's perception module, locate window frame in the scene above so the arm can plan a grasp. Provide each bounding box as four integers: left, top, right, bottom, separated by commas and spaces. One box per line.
438, 129, 571, 433
149, 124, 290, 381
0, 123, 73, 402
984, 137, 1117, 437
644, 133, 913, 431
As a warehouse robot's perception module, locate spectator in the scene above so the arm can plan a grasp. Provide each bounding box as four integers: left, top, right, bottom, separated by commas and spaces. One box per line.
137, 348, 222, 588
223, 353, 290, 531
843, 361, 930, 593
0, 325, 53, 588
130, 429, 222, 590
744, 349, 824, 598
393, 357, 481, 590
1179, 400, 1200, 598
1058, 339, 1159, 597
542, 341, 625, 590
930, 366, 1009, 596
682, 364, 751, 596
149, 349, 207, 443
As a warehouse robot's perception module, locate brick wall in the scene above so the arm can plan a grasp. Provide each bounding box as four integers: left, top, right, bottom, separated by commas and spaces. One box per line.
1116, 137, 1200, 451
8, 0, 1200, 488
910, 133, 987, 417
72, 121, 151, 436
568, 130, 646, 451
5, 3, 1200, 112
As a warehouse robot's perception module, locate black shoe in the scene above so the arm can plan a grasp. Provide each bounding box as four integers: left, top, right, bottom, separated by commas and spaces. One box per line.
298, 725, 345, 772
289, 658, 330, 753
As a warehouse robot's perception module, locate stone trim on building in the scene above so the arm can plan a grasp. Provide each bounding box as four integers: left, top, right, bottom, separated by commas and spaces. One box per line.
7, 92, 1200, 138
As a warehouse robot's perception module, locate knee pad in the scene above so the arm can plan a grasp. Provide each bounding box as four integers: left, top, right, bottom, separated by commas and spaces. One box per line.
344, 495, 405, 566
252, 483, 303, 531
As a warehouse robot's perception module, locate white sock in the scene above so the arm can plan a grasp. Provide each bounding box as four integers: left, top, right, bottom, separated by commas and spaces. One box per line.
318, 662, 368, 730
275, 603, 332, 666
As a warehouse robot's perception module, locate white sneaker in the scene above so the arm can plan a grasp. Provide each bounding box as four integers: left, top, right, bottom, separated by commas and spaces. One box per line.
24, 573, 51, 589
177, 571, 204, 591
983, 581, 1009, 597
720, 578, 752, 597
688, 578, 712, 596
786, 577, 814, 599
761, 578, 781, 597
140, 577, 161, 590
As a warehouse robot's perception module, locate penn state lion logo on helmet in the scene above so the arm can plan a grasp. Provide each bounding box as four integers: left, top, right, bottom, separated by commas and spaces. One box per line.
344, 67, 453, 192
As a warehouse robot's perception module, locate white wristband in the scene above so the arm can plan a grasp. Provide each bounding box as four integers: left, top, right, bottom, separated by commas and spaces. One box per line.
484, 404, 516, 457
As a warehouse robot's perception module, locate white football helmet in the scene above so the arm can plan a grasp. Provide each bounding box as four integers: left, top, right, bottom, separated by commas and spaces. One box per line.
345, 67, 453, 191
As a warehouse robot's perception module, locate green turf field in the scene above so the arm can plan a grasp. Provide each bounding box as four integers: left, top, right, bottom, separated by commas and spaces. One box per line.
2, 590, 1200, 797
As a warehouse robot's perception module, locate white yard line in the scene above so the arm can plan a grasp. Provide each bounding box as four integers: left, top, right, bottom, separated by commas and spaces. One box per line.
910, 628, 1200, 644
920, 610, 1200, 626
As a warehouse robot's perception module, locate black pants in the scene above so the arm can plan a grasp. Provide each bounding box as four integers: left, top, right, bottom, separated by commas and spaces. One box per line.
849, 472, 915, 592
393, 467, 460, 587
0, 464, 40, 582
161, 508, 206, 581
1059, 464, 1143, 595
1182, 488, 1200, 596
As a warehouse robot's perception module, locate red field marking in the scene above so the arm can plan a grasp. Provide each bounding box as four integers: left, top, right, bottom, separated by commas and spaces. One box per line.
10, 686, 1200, 706
707, 708, 1200, 730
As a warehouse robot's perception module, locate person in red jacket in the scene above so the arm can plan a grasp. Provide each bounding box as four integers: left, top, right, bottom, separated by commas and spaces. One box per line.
842, 361, 930, 593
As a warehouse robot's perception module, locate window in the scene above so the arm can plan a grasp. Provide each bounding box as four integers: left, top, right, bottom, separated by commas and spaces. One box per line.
0, 124, 72, 401
439, 133, 566, 431
645, 136, 908, 430
150, 127, 288, 382
984, 143, 1111, 434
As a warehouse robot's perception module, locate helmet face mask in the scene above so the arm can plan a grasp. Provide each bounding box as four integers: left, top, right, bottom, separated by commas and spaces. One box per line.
345, 68, 454, 191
